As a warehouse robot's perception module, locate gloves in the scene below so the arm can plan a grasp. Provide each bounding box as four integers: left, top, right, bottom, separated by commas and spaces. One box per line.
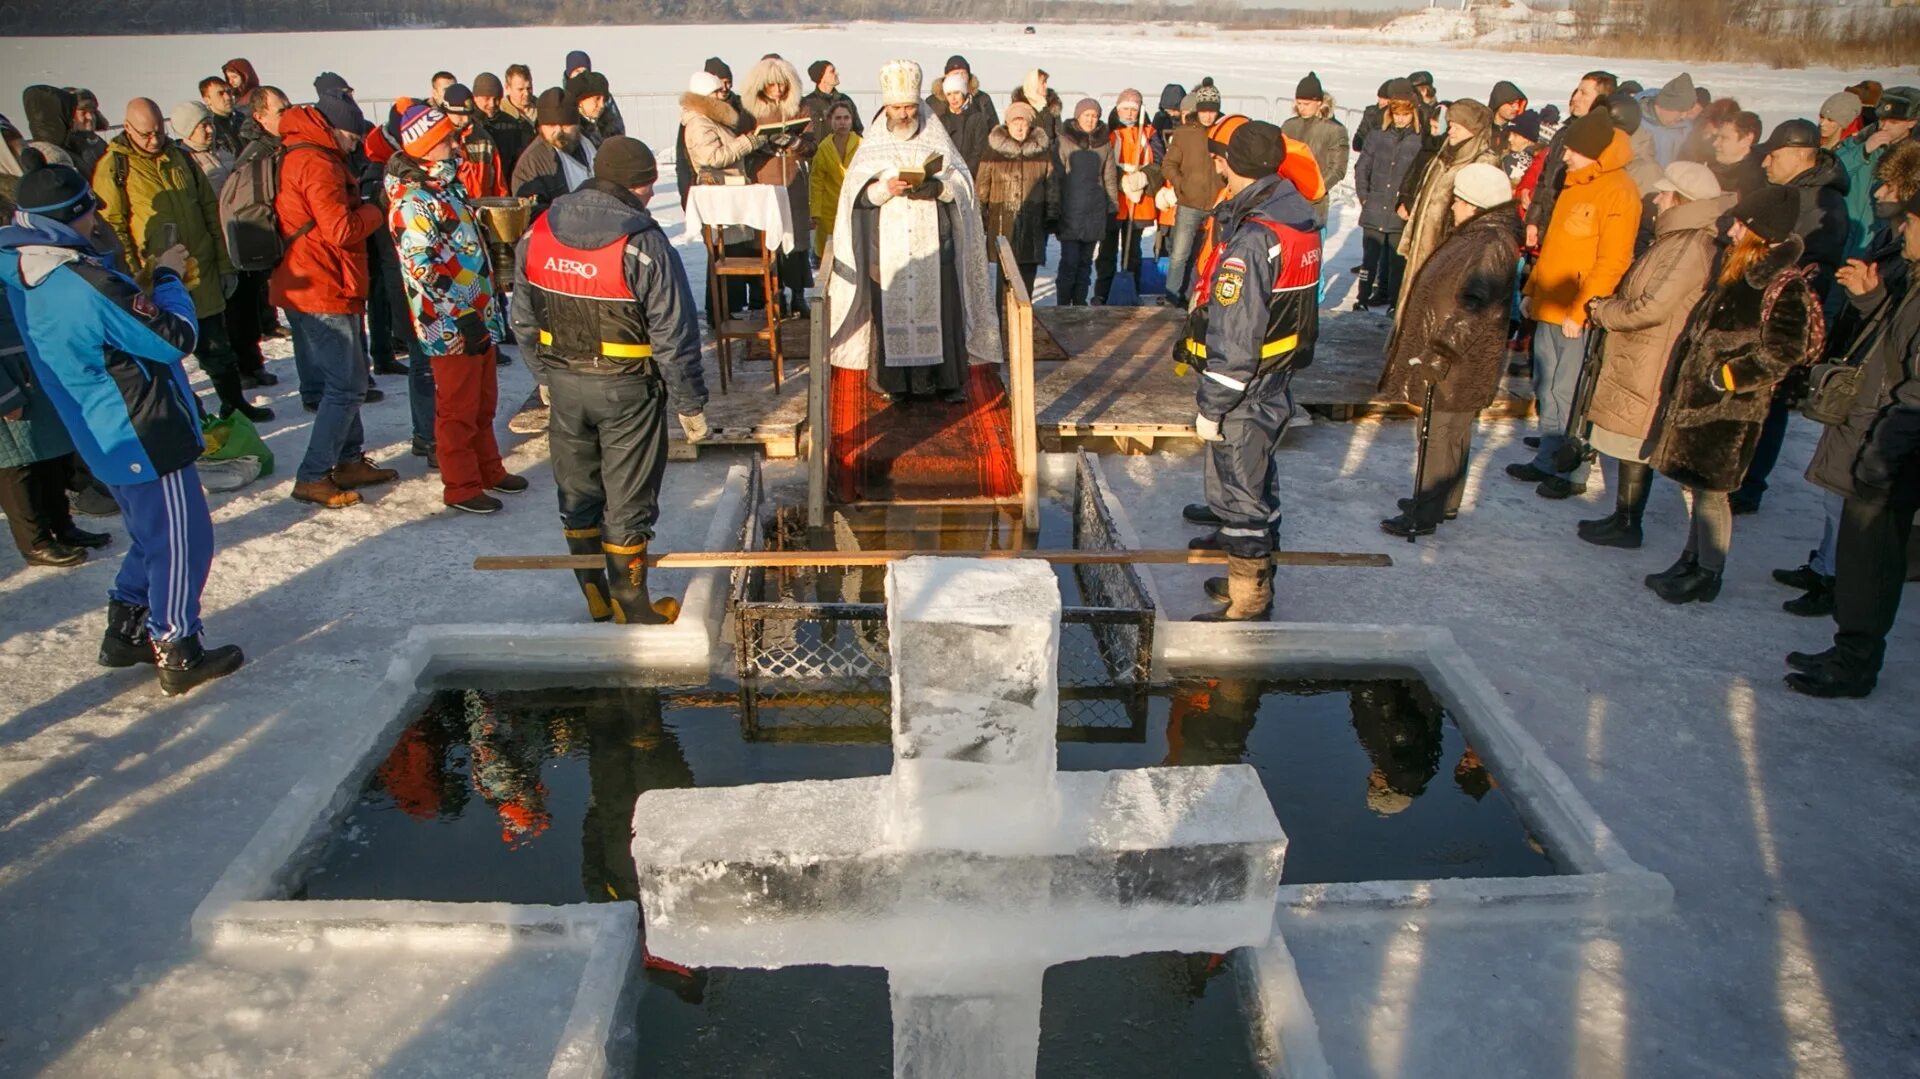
221, 272, 238, 299
906, 178, 944, 201
1195, 413, 1224, 442
1121, 172, 1149, 200
769, 132, 794, 149
1153, 186, 1178, 212
677, 411, 710, 443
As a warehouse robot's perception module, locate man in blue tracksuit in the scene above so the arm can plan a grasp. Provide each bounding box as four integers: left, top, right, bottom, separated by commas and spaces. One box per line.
1174, 118, 1322, 622
0, 164, 243, 694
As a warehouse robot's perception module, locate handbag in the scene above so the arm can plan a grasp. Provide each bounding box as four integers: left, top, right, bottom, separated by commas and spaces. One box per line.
1800, 283, 1897, 426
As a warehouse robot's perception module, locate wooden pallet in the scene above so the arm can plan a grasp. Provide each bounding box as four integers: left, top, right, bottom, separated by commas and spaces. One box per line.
669, 338, 809, 460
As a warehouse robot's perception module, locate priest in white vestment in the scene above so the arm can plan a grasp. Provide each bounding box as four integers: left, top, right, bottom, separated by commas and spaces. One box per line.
825, 60, 1002, 402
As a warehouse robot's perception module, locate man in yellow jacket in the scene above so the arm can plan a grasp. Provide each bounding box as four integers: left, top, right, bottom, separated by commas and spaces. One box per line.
1506, 108, 1640, 499
93, 98, 266, 424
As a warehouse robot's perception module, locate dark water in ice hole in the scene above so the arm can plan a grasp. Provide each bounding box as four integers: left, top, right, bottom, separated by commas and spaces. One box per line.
299, 679, 1551, 1076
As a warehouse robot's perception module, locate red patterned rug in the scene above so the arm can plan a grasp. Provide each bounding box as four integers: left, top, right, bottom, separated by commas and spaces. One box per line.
829, 364, 1021, 503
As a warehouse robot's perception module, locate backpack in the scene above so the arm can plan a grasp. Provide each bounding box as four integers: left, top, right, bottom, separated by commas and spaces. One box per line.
217, 143, 317, 272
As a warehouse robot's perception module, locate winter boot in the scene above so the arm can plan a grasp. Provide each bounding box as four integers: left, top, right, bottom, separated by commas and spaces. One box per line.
1182, 503, 1224, 526
567, 529, 614, 623
1782, 577, 1836, 617
99, 599, 157, 667
1192, 556, 1273, 622
604, 542, 680, 625
1644, 553, 1697, 590
1577, 461, 1651, 549
154, 635, 245, 696
212, 367, 275, 423
1785, 666, 1877, 699
1772, 552, 1823, 591
1650, 565, 1723, 605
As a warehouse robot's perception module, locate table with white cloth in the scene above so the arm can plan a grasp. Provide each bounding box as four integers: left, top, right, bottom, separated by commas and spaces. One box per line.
687, 183, 795, 393
685, 184, 796, 255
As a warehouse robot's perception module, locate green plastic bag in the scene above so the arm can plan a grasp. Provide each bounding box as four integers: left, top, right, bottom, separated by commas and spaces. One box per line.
201, 411, 274, 478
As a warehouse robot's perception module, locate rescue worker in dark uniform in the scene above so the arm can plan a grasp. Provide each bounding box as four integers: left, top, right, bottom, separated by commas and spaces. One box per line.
1175, 117, 1322, 622
510, 137, 708, 624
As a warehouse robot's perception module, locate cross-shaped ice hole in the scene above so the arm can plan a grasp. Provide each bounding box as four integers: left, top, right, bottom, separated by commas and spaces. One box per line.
632, 556, 1288, 1078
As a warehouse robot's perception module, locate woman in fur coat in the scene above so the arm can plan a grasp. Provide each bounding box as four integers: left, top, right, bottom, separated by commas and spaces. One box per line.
976, 101, 1059, 294
1645, 187, 1823, 604
742, 56, 816, 316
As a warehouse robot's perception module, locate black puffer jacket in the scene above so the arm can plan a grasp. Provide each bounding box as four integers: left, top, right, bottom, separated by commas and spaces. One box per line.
937, 95, 994, 178
1806, 256, 1920, 510
1782, 149, 1851, 294
1055, 122, 1117, 244
1378, 203, 1524, 411
1651, 235, 1822, 491
1354, 124, 1423, 233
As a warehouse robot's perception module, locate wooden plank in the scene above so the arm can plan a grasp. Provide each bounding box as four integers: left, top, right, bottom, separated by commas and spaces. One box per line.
998, 236, 1040, 531
806, 252, 831, 528
476, 549, 1395, 570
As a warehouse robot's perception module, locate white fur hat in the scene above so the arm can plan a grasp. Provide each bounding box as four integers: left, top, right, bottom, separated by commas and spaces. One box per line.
1452, 162, 1514, 210
880, 60, 923, 107
688, 71, 723, 96
942, 72, 969, 96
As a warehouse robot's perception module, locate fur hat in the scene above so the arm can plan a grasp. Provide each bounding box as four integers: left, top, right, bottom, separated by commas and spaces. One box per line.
1879, 86, 1920, 123
879, 60, 922, 107
398, 104, 455, 158
1848, 80, 1884, 108
942, 72, 969, 96
1874, 139, 1920, 202
1447, 98, 1491, 136
1561, 109, 1614, 158
535, 86, 579, 127
1384, 78, 1416, 105
1732, 185, 1800, 244
566, 71, 609, 103
688, 71, 723, 97
1453, 162, 1512, 209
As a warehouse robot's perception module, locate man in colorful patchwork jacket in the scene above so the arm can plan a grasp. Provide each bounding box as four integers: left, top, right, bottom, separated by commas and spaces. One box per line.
385, 104, 526, 515
0, 163, 243, 694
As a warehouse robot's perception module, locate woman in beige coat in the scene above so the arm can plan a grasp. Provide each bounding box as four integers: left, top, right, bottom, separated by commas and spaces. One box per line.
680, 71, 757, 177
1395, 98, 1499, 309
1577, 162, 1734, 549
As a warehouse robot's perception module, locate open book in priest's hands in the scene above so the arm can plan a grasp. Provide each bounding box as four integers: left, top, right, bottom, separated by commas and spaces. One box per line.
894, 153, 946, 187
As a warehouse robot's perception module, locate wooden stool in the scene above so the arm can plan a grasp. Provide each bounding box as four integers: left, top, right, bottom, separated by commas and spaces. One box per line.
702, 223, 786, 393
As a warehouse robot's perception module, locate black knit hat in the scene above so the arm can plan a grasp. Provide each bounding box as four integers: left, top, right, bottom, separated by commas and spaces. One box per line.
1562, 108, 1615, 159
704, 57, 732, 81
808, 60, 830, 84
1221, 119, 1285, 178
1296, 71, 1324, 100
1733, 185, 1800, 243
15, 163, 99, 223
441, 83, 474, 114
535, 86, 580, 126
594, 135, 658, 188
945, 55, 970, 74
472, 72, 504, 98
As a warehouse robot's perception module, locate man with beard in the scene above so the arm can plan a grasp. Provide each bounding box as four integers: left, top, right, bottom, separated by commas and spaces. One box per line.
511, 88, 597, 211
823, 60, 1000, 403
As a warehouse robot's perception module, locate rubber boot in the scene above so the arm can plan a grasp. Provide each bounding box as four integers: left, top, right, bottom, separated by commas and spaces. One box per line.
566, 528, 614, 623
212, 366, 275, 423
1577, 461, 1651, 549
154, 634, 245, 696
1192, 556, 1272, 622
604, 542, 681, 625
99, 599, 157, 667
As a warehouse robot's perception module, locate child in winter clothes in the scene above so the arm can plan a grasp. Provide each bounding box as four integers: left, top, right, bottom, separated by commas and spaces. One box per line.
385, 105, 524, 514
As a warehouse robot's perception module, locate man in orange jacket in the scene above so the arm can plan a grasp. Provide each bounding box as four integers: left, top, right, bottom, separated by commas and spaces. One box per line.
1506, 109, 1641, 499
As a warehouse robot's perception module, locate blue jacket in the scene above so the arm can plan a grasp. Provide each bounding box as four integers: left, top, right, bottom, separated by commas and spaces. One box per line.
1192, 174, 1322, 420
0, 214, 203, 486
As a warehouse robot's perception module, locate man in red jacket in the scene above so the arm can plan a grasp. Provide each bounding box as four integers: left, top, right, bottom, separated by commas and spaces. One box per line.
271, 101, 400, 508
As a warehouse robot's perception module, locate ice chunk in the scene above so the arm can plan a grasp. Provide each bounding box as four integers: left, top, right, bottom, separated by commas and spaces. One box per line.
885, 557, 1062, 850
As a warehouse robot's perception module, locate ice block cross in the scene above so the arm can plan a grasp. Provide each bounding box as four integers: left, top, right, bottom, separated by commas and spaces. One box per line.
631, 557, 1287, 1079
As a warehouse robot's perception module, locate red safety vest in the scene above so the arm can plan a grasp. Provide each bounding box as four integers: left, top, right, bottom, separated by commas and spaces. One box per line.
521, 214, 653, 364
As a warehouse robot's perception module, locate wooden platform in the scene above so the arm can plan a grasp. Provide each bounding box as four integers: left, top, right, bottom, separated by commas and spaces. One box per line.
670, 306, 1534, 461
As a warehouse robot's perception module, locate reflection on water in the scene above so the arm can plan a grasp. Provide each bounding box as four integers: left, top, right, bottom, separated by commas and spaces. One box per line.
305, 677, 1547, 903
